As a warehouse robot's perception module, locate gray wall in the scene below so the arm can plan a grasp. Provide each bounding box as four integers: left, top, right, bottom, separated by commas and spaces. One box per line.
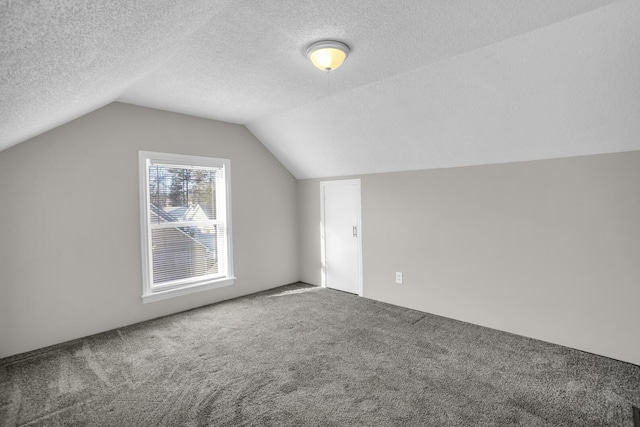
0, 102, 299, 358
0, 243, 6, 356
298, 152, 640, 365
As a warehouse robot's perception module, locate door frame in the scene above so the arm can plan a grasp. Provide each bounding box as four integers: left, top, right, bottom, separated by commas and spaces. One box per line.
320, 179, 363, 296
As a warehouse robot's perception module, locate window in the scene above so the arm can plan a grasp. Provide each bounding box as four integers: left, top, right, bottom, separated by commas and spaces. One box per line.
139, 151, 234, 303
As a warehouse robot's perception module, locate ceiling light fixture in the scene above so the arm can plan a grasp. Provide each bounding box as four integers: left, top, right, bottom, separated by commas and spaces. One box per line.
306, 40, 350, 72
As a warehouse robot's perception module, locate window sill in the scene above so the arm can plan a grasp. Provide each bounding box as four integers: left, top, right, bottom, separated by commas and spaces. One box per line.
142, 277, 235, 304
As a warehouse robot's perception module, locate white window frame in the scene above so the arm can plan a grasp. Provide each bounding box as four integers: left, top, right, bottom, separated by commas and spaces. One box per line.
139, 151, 235, 303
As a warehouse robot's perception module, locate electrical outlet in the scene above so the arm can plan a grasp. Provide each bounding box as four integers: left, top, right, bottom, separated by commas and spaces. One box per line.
395, 272, 403, 284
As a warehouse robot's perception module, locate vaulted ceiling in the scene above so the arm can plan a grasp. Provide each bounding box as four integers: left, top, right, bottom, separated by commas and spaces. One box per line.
1, 0, 639, 178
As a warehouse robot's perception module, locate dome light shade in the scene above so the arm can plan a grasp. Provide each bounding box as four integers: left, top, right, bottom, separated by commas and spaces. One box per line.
306, 40, 350, 72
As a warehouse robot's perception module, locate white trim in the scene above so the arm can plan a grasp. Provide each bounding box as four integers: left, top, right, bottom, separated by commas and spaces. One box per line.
219, 162, 234, 279
139, 151, 153, 299
320, 186, 326, 290
142, 277, 235, 304
138, 151, 234, 303
319, 179, 363, 297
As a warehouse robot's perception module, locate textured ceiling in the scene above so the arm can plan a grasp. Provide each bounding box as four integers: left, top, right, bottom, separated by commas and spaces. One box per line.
1, 0, 638, 178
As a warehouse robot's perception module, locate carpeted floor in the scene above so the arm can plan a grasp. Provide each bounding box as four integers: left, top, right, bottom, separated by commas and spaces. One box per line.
1, 282, 639, 426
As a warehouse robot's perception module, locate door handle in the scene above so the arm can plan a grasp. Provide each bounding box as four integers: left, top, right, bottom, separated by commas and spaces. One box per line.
353, 225, 358, 238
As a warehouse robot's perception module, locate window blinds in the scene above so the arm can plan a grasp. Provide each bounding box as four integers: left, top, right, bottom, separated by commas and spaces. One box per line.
146, 163, 227, 289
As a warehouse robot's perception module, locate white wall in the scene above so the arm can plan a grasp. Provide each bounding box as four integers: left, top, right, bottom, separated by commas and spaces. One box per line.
298, 152, 640, 365
0, 102, 299, 358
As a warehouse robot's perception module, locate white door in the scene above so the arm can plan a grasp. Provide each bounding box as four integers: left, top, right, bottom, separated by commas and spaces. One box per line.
321, 179, 362, 295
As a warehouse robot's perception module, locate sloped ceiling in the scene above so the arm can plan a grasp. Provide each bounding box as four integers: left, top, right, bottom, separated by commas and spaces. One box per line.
1, 0, 638, 178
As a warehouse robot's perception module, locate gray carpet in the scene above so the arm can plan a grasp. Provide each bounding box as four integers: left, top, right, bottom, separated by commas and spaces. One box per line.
1, 283, 639, 426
